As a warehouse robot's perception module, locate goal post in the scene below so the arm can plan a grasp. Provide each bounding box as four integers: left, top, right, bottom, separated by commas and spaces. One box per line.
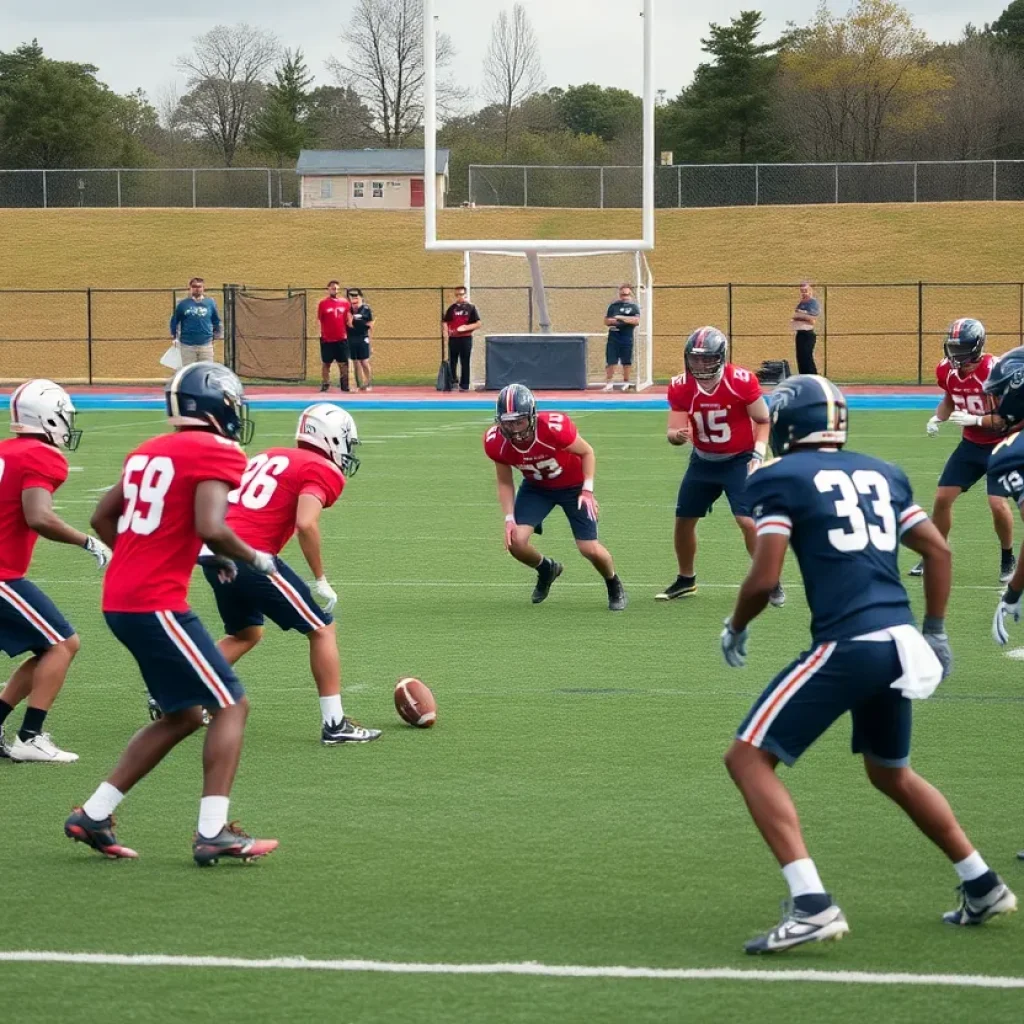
464, 250, 654, 391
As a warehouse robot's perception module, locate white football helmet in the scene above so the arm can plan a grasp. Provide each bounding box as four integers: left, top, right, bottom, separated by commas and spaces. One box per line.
296, 403, 360, 475
9, 379, 81, 450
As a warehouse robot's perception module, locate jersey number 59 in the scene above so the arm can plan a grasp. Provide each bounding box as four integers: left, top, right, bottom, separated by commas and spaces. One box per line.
118, 455, 175, 536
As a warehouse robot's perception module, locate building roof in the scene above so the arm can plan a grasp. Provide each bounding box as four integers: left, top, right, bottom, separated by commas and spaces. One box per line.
296, 149, 450, 176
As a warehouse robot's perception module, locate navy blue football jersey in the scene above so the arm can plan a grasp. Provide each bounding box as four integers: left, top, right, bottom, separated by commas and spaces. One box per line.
746, 449, 929, 643
986, 430, 1024, 505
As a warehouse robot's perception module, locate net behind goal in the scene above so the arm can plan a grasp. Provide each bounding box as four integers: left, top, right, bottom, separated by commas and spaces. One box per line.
465, 251, 654, 391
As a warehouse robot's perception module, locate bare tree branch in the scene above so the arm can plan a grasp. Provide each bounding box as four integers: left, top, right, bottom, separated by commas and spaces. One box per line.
482, 3, 545, 156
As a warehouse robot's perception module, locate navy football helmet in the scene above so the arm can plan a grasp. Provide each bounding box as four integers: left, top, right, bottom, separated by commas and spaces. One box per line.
983, 346, 1024, 427
495, 383, 537, 445
769, 374, 848, 455
944, 318, 986, 369
685, 327, 728, 384
165, 362, 254, 445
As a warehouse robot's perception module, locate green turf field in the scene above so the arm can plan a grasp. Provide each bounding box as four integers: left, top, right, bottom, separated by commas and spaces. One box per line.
1, 408, 1022, 1023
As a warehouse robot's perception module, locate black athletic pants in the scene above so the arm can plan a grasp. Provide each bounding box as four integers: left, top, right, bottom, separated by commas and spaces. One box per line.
449, 337, 473, 391
795, 330, 817, 375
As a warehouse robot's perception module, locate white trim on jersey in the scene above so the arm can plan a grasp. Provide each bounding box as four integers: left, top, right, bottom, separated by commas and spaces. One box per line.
898, 505, 929, 537
269, 572, 325, 632
756, 515, 793, 538
0, 582, 63, 645
155, 610, 235, 707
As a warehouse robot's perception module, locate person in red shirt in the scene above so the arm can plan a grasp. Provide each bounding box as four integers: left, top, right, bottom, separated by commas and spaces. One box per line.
443, 286, 482, 392
201, 403, 380, 746
0, 380, 111, 764
916, 318, 1016, 581
66, 363, 278, 866
317, 280, 353, 393
484, 383, 627, 610
656, 327, 776, 604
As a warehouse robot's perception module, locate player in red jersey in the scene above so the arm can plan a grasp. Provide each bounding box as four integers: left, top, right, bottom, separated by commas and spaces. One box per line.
318, 280, 353, 393
484, 383, 627, 610
915, 318, 1016, 581
0, 380, 111, 764
656, 327, 777, 604
201, 403, 381, 746
65, 363, 279, 866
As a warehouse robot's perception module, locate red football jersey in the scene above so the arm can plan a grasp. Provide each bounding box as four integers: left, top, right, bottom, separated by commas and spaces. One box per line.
667, 364, 763, 456
226, 446, 345, 555
483, 411, 585, 489
0, 436, 69, 581
102, 430, 248, 613
318, 297, 351, 342
936, 354, 1000, 445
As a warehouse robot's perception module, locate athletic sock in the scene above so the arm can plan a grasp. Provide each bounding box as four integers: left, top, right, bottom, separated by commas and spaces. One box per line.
320, 694, 344, 728
1002, 547, 1014, 564
604, 573, 621, 591
198, 796, 230, 840
0, 699, 13, 728
83, 782, 124, 822
782, 857, 826, 899
537, 556, 552, 575
18, 706, 47, 742
953, 850, 996, 900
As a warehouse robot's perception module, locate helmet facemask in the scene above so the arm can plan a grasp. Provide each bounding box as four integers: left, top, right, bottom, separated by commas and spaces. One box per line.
686, 351, 725, 386
498, 412, 536, 445
944, 338, 983, 370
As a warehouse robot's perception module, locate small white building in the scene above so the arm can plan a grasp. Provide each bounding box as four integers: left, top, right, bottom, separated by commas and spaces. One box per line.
296, 149, 449, 210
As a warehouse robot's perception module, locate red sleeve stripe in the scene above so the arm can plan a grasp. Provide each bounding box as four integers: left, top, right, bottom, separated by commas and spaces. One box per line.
756, 515, 792, 537
898, 507, 929, 535
899, 504, 925, 524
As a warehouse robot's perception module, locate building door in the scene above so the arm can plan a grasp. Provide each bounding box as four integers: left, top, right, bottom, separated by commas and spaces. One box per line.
410, 178, 425, 208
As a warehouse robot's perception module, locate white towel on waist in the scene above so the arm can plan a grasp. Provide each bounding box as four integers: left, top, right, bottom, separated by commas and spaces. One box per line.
887, 624, 943, 700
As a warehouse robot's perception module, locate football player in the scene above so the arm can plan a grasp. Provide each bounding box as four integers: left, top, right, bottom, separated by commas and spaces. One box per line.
484, 384, 627, 610
656, 327, 780, 604
913, 318, 1016, 581
66, 363, 278, 866
0, 380, 110, 763
720, 374, 1015, 954
200, 403, 380, 746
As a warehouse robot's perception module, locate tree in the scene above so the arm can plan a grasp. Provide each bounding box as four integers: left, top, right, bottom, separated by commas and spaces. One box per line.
554, 84, 641, 144
659, 11, 784, 162
306, 85, 375, 149
482, 4, 545, 156
175, 23, 280, 166
989, 0, 1024, 60
251, 49, 314, 165
328, 0, 464, 148
775, 0, 951, 161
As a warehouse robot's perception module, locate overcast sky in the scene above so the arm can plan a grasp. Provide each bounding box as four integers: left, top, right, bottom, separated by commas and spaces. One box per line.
0, 0, 1008, 109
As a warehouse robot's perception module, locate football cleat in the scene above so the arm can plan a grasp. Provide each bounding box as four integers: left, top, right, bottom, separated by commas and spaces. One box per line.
193, 822, 278, 867
0, 725, 9, 759
655, 576, 697, 601
7, 733, 78, 763
1000, 555, 1016, 584
745, 900, 849, 954
531, 560, 563, 604
147, 697, 162, 722
601, 382, 615, 392
64, 808, 138, 859
607, 579, 628, 612
943, 879, 1017, 926
769, 583, 786, 608
319, 382, 329, 392
908, 561, 924, 577
321, 717, 382, 745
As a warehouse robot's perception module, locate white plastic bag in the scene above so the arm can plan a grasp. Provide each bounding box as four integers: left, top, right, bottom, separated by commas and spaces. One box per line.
160, 344, 182, 370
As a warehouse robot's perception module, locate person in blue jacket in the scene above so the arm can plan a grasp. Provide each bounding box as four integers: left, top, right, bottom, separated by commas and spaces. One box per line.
170, 278, 222, 365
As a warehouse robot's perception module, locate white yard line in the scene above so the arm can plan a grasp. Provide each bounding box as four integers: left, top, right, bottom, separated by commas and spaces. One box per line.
0, 951, 1021, 990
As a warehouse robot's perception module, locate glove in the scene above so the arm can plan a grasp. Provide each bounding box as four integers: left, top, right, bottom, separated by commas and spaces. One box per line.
314, 576, 338, 614
209, 556, 237, 584
925, 415, 942, 436
250, 551, 276, 575
504, 515, 516, 551
577, 488, 599, 522
748, 451, 764, 475
83, 535, 112, 569
720, 618, 749, 668
992, 586, 1022, 646
921, 616, 952, 680
949, 410, 982, 428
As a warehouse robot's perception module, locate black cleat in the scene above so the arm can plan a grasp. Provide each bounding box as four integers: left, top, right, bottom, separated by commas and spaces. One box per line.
655, 576, 697, 601
1000, 555, 1016, 584
908, 561, 924, 577
942, 877, 1017, 925
607, 578, 628, 612
531, 560, 563, 604
193, 822, 278, 867
322, 717, 382, 745
64, 808, 138, 859
319, 382, 329, 393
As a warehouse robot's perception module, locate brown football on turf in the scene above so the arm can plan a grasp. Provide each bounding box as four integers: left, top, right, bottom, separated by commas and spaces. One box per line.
394, 677, 437, 728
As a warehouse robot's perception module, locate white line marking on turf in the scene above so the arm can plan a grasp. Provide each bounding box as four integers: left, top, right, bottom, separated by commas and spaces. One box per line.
0, 952, 1021, 989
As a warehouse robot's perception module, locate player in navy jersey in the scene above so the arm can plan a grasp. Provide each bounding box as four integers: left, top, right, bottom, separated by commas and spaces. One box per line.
719, 374, 1015, 954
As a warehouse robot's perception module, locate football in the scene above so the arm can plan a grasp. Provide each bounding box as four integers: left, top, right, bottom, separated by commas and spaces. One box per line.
394, 677, 437, 728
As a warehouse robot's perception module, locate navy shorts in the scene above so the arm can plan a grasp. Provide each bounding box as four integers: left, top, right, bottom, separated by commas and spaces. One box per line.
320, 339, 350, 364
349, 337, 371, 361
0, 578, 75, 657
605, 336, 634, 367
202, 557, 332, 636
736, 638, 911, 768
676, 451, 752, 519
515, 482, 598, 542
938, 438, 1001, 495
104, 609, 243, 714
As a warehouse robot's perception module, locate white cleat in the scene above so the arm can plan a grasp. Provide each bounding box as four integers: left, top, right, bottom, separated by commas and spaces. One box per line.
621, 382, 632, 392
745, 901, 849, 954
601, 382, 615, 392
7, 733, 79, 764
769, 583, 786, 608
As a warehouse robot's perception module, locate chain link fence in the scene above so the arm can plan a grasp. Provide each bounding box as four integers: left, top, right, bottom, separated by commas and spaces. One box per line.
1, 282, 1021, 386
469, 161, 1024, 208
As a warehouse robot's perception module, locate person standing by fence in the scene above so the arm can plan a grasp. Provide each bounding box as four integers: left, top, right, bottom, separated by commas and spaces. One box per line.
443, 286, 482, 392
791, 282, 821, 375
602, 284, 642, 392
347, 289, 374, 392
170, 278, 222, 365
318, 281, 352, 393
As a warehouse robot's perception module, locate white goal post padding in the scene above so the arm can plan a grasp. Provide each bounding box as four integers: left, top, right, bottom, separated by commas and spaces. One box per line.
464, 251, 654, 391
